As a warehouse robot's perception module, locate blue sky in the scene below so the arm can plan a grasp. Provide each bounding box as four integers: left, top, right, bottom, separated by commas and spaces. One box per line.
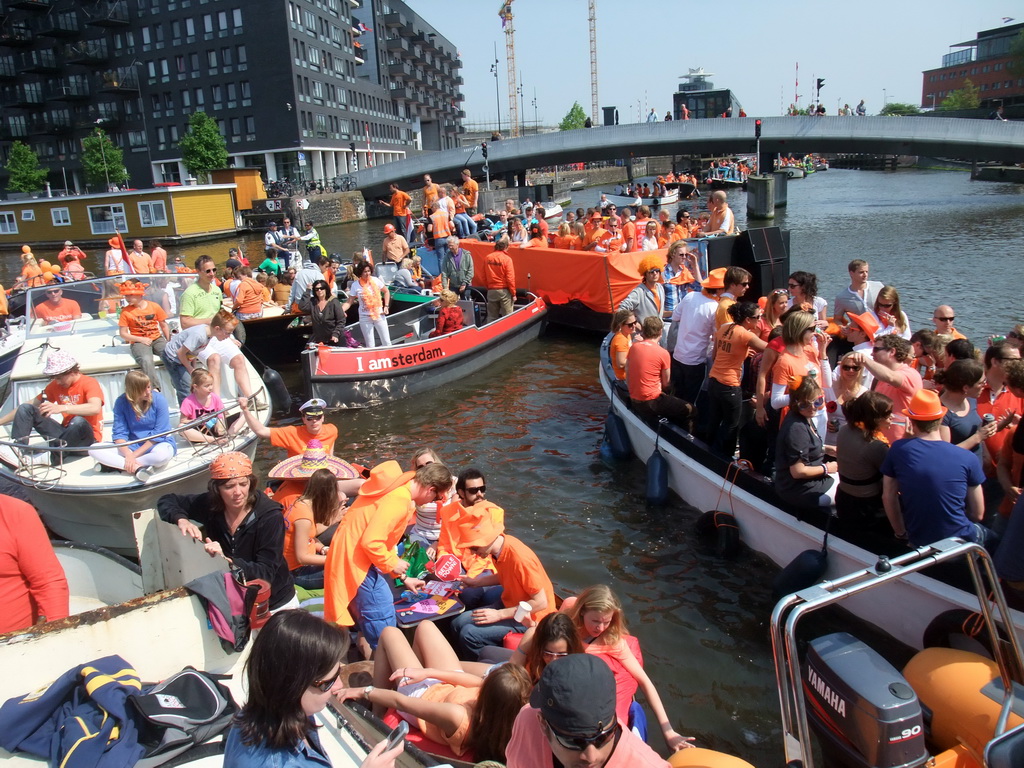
407, 0, 1016, 125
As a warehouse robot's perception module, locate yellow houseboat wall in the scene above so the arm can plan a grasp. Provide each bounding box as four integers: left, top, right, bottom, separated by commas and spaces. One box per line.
0, 185, 238, 247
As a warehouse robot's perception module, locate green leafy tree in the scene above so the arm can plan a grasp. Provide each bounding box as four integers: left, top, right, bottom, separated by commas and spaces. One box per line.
179, 111, 228, 182
4, 141, 48, 193
940, 79, 980, 111
879, 102, 921, 116
1008, 30, 1024, 77
81, 129, 128, 189
559, 101, 588, 131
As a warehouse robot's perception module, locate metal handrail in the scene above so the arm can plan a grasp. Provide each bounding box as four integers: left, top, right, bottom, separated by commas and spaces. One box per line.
770, 538, 1024, 768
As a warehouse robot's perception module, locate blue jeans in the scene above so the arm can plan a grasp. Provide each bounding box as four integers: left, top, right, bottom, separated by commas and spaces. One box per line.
162, 353, 191, 404
354, 567, 396, 649
459, 574, 503, 610
454, 213, 477, 238
292, 565, 325, 591
451, 599, 526, 660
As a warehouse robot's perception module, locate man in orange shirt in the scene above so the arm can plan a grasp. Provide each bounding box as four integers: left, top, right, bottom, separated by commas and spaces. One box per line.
0, 495, 69, 633
56, 241, 87, 269
380, 182, 412, 238
127, 239, 154, 274
461, 168, 479, 213
627, 316, 693, 428
33, 286, 82, 325
324, 461, 453, 650
429, 200, 454, 263
118, 279, 170, 387
582, 212, 609, 250
619, 207, 637, 251
422, 173, 440, 216
451, 503, 555, 659
150, 239, 168, 272
484, 236, 516, 319
593, 218, 625, 253
932, 305, 966, 340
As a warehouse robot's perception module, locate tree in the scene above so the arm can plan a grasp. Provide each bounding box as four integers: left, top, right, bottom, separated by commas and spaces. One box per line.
4, 141, 48, 193
879, 102, 921, 116
179, 111, 228, 182
1008, 30, 1024, 77
939, 79, 980, 111
81, 129, 128, 190
559, 101, 588, 131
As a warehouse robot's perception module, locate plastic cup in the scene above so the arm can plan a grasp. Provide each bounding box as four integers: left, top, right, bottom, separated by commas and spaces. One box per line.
98, 309, 108, 319
513, 601, 531, 623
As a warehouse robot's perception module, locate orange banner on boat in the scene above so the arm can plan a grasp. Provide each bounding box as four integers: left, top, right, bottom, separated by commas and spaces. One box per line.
458, 240, 666, 314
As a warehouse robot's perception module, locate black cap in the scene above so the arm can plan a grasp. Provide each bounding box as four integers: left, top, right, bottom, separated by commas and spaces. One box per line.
225, 258, 242, 269
530, 656, 616, 735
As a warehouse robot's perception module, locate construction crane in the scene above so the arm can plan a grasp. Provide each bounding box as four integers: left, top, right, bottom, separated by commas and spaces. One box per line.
498, 1, 519, 137
588, 0, 598, 125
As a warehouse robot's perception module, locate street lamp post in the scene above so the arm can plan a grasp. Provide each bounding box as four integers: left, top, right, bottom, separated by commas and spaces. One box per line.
532, 88, 538, 132
517, 75, 524, 136
883, 88, 888, 107
490, 42, 501, 135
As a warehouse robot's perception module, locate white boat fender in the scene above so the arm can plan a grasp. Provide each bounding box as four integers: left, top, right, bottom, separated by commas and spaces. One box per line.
602, 409, 632, 461
694, 510, 740, 558
645, 420, 669, 506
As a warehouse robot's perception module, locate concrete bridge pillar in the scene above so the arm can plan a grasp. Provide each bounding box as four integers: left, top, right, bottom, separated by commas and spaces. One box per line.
746, 175, 775, 220
772, 171, 789, 208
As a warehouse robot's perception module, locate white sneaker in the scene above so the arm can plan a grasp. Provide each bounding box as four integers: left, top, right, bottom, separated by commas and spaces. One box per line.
0, 445, 18, 467
134, 467, 152, 483
27, 452, 50, 467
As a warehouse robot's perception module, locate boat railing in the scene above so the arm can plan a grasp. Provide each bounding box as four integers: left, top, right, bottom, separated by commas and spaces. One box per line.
0, 393, 269, 485
770, 538, 1024, 768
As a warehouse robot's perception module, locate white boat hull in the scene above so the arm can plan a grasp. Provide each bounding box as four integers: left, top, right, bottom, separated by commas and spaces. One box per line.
599, 340, 1024, 651
602, 190, 680, 208
53, 541, 144, 614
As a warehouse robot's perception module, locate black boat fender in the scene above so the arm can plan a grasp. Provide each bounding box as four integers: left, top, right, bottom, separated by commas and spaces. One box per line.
695, 510, 740, 558
645, 419, 669, 506
922, 609, 1003, 658
261, 365, 291, 416
773, 514, 832, 601
602, 409, 632, 461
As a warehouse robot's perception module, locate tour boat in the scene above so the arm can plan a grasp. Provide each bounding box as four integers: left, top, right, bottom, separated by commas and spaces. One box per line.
779, 165, 806, 179
598, 337, 1024, 651
302, 292, 547, 409
0, 274, 273, 554
54, 540, 145, 614
662, 180, 700, 199
601, 189, 680, 208
704, 167, 748, 189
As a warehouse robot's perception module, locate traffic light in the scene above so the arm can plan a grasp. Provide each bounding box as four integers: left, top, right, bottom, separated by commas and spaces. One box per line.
349, 142, 356, 153
817, 78, 825, 92
481, 141, 488, 159
754, 119, 762, 139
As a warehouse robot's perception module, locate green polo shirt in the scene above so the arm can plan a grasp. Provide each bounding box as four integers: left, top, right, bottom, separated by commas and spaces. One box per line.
180, 281, 223, 320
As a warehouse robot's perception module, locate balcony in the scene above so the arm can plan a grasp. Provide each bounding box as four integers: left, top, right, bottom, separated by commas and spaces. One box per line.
16, 47, 58, 73
84, 0, 129, 27
47, 76, 90, 100
456, 109, 465, 119
383, 11, 406, 28
0, 23, 34, 47
391, 85, 412, 101
37, 11, 79, 38
6, 0, 52, 10
385, 36, 408, 53
64, 38, 109, 64
387, 61, 409, 77
453, 74, 464, 86
97, 67, 138, 91
1, 82, 44, 106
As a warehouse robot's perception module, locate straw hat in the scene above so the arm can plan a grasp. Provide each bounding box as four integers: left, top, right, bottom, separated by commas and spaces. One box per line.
455, 503, 505, 548
903, 390, 947, 421
356, 460, 415, 498
268, 440, 360, 480
42, 350, 77, 376
846, 312, 879, 342
210, 452, 252, 479
701, 267, 727, 290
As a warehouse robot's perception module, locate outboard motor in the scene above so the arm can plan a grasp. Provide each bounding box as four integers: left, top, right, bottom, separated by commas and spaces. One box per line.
804, 633, 928, 768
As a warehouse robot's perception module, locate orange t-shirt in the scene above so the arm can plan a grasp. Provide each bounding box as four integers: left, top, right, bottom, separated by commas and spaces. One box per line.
269, 423, 339, 457
437, 499, 501, 578
453, 193, 468, 216
283, 498, 317, 571
423, 183, 439, 211
128, 251, 153, 274
462, 178, 479, 209
771, 348, 821, 387
43, 374, 104, 441
233, 277, 264, 314
390, 190, 411, 217
626, 339, 669, 401
35, 298, 82, 324
119, 300, 167, 340
550, 235, 574, 250
495, 534, 555, 622
583, 226, 608, 249
595, 232, 624, 253
610, 332, 630, 380
620, 220, 637, 251
710, 323, 758, 387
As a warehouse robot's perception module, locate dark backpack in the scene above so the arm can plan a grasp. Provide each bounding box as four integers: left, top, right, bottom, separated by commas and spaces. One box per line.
128, 668, 237, 768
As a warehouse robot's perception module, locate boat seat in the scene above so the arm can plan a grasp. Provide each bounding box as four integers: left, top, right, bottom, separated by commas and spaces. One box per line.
457, 300, 476, 327
986, 722, 1024, 768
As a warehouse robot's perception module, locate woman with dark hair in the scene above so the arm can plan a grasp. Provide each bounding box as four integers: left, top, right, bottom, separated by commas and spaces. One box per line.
509, 612, 585, 683
707, 301, 767, 458
835, 391, 893, 534
786, 271, 827, 323
158, 452, 296, 610
910, 329, 944, 389
279, 467, 348, 590
301, 278, 347, 346
343, 262, 391, 348
944, 337, 977, 365
224, 610, 402, 768
937, 358, 997, 458
776, 373, 836, 517
340, 620, 531, 763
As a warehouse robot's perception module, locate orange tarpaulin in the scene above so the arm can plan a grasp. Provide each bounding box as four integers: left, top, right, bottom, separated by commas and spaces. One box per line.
457, 240, 667, 314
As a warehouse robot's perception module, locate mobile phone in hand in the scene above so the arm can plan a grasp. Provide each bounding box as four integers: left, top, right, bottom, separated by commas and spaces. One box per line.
385, 720, 409, 751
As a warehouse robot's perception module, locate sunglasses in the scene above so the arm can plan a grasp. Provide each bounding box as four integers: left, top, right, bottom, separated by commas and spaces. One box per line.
1009, 332, 1022, 340
647, 268, 661, 274
787, 283, 800, 289
935, 316, 955, 322
872, 347, 888, 353
548, 722, 617, 752
841, 365, 862, 371
311, 667, 342, 693
203, 268, 217, 274
740, 281, 751, 286
542, 649, 569, 658
46, 290, 61, 295
876, 302, 893, 309
464, 485, 486, 494
302, 412, 325, 420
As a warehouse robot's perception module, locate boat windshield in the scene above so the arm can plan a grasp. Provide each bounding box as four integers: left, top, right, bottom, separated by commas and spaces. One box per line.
20, 273, 201, 339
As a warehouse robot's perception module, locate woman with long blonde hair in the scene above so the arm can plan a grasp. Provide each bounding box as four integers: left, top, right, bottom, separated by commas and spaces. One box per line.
88, 370, 176, 479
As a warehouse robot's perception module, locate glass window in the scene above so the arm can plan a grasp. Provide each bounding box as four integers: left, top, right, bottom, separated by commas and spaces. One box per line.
195, 87, 205, 105
0, 212, 17, 235
221, 47, 232, 65
236, 45, 247, 64
218, 11, 228, 30
245, 116, 255, 133
51, 208, 71, 226
138, 201, 168, 227
87, 204, 127, 235
232, 8, 242, 27
182, 88, 191, 107
240, 81, 251, 98
185, 18, 195, 36
207, 49, 217, 67
203, 14, 213, 33
212, 84, 222, 102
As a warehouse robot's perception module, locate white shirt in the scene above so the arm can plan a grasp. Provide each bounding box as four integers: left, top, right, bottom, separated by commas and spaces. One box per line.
671, 291, 719, 365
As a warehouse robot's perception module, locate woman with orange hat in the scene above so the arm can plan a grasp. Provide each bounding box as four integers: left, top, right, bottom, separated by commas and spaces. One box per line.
104, 237, 128, 276
158, 452, 296, 611
617, 254, 666, 326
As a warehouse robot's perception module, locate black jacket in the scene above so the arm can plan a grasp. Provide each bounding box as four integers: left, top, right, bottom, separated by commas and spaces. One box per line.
157, 490, 295, 609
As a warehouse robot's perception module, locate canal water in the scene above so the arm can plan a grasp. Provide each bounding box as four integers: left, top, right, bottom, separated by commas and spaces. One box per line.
6, 169, 1024, 765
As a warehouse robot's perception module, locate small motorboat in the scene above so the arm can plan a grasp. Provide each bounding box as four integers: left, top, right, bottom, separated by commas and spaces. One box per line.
302, 292, 547, 409
779, 166, 805, 179
704, 167, 748, 189
0, 274, 273, 554
662, 181, 700, 199
53, 540, 145, 614
601, 189, 680, 208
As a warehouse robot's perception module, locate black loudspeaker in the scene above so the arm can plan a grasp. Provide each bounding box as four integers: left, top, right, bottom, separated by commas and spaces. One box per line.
706, 228, 791, 302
